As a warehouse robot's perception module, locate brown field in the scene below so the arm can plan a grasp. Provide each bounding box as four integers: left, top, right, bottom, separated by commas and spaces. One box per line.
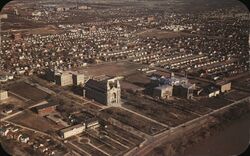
0, 95, 28, 118
124, 95, 199, 127
195, 97, 233, 110
125, 73, 151, 87
221, 90, 250, 102
8, 82, 49, 102
104, 124, 144, 146
101, 107, 167, 135
138, 29, 192, 39
9, 110, 64, 133
72, 141, 107, 156
75, 61, 145, 77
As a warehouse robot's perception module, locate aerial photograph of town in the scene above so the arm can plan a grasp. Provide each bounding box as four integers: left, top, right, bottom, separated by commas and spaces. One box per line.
0, 0, 249, 156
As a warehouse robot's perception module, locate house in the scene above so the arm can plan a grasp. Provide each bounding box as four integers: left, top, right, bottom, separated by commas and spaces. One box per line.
18, 134, 30, 143
0, 128, 9, 136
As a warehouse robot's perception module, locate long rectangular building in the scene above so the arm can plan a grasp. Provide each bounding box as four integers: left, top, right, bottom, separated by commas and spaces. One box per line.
60, 124, 85, 139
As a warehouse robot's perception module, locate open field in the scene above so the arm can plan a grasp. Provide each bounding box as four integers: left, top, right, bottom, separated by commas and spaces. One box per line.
0, 95, 28, 118
173, 99, 213, 115
222, 90, 250, 102
83, 132, 121, 156
69, 123, 145, 154
8, 82, 49, 102
101, 107, 167, 135
76, 61, 145, 77
124, 95, 199, 127
105, 124, 144, 145
72, 140, 107, 156
9, 110, 64, 133
195, 97, 232, 110
138, 29, 194, 39
124, 73, 151, 88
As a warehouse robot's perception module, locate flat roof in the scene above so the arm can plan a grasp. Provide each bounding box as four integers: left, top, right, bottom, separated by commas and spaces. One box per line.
35, 103, 57, 110
60, 124, 85, 133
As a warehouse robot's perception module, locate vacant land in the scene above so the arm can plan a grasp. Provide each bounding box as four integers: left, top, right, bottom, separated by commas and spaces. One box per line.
9, 110, 63, 133
76, 61, 145, 77
8, 82, 49, 102
138, 29, 193, 39
195, 97, 232, 110
124, 95, 199, 127
222, 90, 250, 101
72, 140, 107, 156
101, 107, 167, 135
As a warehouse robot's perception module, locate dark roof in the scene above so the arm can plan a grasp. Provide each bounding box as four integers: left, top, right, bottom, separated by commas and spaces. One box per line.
84, 79, 107, 93
35, 103, 57, 110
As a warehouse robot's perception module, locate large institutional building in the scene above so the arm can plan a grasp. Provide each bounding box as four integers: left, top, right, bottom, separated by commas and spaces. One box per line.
0, 90, 8, 101
84, 76, 121, 107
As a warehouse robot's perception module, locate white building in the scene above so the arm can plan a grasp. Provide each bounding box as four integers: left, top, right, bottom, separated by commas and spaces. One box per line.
60, 124, 85, 139
0, 90, 8, 101
72, 73, 86, 86
55, 72, 73, 86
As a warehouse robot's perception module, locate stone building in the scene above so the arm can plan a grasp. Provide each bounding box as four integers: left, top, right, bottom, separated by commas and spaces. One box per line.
60, 124, 85, 139
84, 76, 121, 107
72, 73, 89, 86
173, 83, 195, 99
0, 90, 8, 101
217, 81, 231, 93
153, 85, 173, 99
54, 72, 73, 86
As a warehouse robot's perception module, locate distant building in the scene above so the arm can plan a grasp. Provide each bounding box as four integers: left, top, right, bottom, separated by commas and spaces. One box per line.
35, 103, 57, 116
72, 73, 87, 86
12, 33, 22, 41
151, 73, 194, 99
0, 14, 8, 19
86, 119, 99, 129
153, 85, 173, 99
147, 16, 155, 23
0, 90, 8, 101
60, 124, 85, 139
32, 11, 42, 16
78, 6, 88, 10
44, 69, 55, 82
200, 85, 220, 98
84, 76, 121, 106
217, 81, 231, 93
173, 83, 195, 99
55, 72, 73, 86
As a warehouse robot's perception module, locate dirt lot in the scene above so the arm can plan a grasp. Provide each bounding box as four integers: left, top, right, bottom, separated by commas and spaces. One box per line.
221, 90, 250, 102
101, 107, 167, 135
104, 124, 144, 146
124, 73, 151, 88
72, 140, 107, 156
0, 95, 28, 118
9, 110, 64, 133
8, 82, 49, 102
76, 61, 145, 77
173, 99, 212, 115
195, 97, 232, 110
138, 29, 193, 39
123, 95, 199, 127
